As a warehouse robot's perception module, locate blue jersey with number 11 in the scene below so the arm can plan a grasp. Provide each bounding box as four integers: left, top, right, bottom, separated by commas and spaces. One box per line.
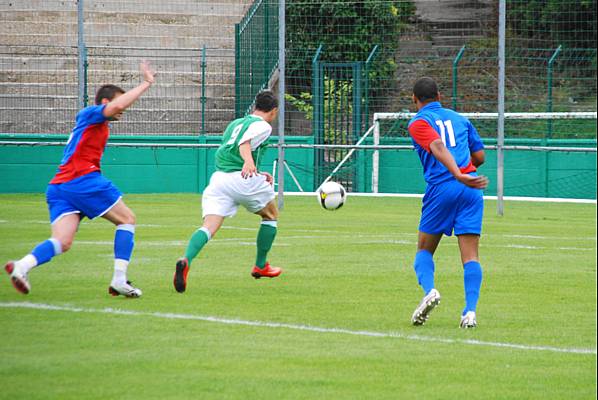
408, 102, 484, 185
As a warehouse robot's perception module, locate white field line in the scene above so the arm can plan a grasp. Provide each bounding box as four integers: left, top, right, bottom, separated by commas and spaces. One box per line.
361, 240, 415, 245
482, 244, 595, 251
8, 221, 595, 242
0, 193, 595, 203
284, 192, 597, 204
73, 240, 290, 247
72, 237, 595, 252
0, 301, 595, 356
500, 234, 597, 241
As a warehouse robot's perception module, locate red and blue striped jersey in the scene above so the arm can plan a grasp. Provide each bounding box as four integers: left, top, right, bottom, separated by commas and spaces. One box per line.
50, 105, 109, 184
408, 102, 484, 185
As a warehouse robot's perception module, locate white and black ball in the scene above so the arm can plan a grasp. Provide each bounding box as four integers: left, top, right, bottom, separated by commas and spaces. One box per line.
317, 181, 347, 211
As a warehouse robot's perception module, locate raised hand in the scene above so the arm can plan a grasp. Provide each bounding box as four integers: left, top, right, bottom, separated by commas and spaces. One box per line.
140, 60, 157, 84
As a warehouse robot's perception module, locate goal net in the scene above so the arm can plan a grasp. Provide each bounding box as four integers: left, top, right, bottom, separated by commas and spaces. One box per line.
360, 111, 596, 199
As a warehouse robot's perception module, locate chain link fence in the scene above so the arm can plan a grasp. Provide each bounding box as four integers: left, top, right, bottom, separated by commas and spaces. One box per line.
2, 0, 594, 136
0, 0, 596, 197
0, 0, 249, 135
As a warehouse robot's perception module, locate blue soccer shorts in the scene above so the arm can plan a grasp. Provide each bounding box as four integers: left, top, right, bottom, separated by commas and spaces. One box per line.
46, 172, 122, 224
419, 178, 484, 236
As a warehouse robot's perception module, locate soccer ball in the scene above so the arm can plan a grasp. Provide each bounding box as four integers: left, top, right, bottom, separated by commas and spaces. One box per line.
317, 181, 346, 211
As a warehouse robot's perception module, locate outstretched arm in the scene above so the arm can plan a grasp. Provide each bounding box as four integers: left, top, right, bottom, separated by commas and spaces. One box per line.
103, 61, 156, 118
429, 140, 488, 189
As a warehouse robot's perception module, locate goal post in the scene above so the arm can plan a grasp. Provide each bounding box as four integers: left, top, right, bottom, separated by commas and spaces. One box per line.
371, 111, 597, 196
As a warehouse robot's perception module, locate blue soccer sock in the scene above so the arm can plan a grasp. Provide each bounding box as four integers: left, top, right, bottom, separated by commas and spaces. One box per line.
114, 224, 135, 261
24, 238, 62, 273
463, 260, 483, 314
113, 224, 135, 284
413, 250, 435, 295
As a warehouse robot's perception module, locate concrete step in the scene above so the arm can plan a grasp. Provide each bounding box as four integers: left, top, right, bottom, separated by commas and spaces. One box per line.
0, 33, 236, 49
0, 45, 233, 59
1, 1, 250, 15
0, 82, 235, 98
0, 21, 237, 38
423, 20, 485, 31
0, 55, 235, 71
415, 0, 495, 22
431, 35, 485, 47
0, 10, 246, 27
0, 69, 236, 85
397, 40, 434, 51
0, 119, 234, 135
0, 94, 234, 111
434, 45, 474, 58
111, 119, 235, 135
0, 107, 233, 123
429, 27, 486, 37
398, 43, 478, 59
0, 59, 235, 79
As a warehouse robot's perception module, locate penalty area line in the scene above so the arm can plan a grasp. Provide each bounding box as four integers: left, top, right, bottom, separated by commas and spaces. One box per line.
0, 301, 595, 356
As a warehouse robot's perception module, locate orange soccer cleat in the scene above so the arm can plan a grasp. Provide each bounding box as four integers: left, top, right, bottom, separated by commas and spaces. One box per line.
173, 257, 189, 293
251, 262, 282, 279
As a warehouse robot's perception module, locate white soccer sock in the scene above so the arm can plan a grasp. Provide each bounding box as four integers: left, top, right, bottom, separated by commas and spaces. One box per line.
15, 254, 38, 274
112, 259, 129, 285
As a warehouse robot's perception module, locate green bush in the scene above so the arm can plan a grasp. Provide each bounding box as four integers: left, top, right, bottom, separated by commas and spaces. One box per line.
286, 0, 415, 97
508, 0, 596, 49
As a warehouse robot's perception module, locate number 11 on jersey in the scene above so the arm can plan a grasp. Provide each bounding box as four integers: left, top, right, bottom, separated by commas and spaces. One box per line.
435, 120, 456, 147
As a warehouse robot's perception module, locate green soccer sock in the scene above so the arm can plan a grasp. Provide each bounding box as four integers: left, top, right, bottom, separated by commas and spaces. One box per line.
255, 221, 277, 268
185, 227, 211, 265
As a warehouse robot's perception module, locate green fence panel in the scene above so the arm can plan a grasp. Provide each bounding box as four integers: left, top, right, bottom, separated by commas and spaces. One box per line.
0, 135, 313, 194
1, 135, 594, 198
235, 0, 279, 118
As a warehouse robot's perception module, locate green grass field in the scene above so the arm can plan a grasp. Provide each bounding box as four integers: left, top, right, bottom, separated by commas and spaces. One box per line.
0, 194, 596, 399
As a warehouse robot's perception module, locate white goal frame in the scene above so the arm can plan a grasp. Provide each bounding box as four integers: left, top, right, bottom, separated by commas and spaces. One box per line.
371, 111, 597, 195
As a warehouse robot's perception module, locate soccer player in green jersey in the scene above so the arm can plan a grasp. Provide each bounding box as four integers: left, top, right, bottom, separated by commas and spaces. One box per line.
173, 91, 281, 293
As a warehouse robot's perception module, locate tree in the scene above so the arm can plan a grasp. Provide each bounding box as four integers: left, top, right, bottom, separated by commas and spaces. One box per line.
286, 0, 415, 98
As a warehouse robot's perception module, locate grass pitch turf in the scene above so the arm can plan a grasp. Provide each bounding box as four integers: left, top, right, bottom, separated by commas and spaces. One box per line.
0, 194, 596, 399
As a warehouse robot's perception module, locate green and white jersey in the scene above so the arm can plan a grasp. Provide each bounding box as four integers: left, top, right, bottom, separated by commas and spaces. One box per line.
215, 115, 272, 172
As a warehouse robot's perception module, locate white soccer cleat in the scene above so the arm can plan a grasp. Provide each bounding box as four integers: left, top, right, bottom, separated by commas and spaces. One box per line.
108, 280, 142, 298
5, 261, 31, 295
411, 288, 441, 326
460, 311, 477, 329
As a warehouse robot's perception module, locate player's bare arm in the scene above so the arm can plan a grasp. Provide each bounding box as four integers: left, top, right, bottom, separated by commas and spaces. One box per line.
471, 149, 485, 167
429, 140, 488, 189
103, 61, 156, 118
239, 141, 257, 178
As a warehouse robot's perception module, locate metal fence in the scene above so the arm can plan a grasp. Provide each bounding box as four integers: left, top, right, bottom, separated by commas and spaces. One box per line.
86, 46, 236, 136
2, 0, 594, 137
0, 0, 250, 136
235, 0, 279, 118
0, 44, 236, 136
0, 45, 79, 135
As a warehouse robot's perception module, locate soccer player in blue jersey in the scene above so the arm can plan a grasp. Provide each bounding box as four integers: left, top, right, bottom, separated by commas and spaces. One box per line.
4, 61, 156, 298
407, 77, 489, 328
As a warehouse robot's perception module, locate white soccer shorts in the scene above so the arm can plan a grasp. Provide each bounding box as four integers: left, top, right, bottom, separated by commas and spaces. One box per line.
201, 171, 275, 218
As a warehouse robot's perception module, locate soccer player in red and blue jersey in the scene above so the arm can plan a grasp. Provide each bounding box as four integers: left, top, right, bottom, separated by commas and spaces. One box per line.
5, 61, 156, 298
407, 77, 489, 328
